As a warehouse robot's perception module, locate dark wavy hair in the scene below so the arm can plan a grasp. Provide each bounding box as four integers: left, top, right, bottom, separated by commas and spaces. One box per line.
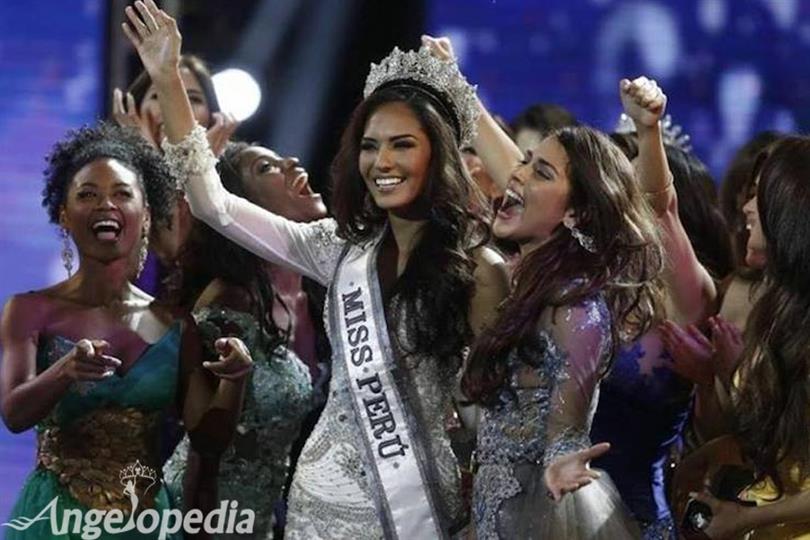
42, 121, 175, 228
330, 85, 489, 365
167, 142, 286, 350
720, 131, 782, 273
733, 136, 810, 497
463, 126, 664, 405
128, 54, 220, 124
511, 103, 578, 137
664, 145, 733, 279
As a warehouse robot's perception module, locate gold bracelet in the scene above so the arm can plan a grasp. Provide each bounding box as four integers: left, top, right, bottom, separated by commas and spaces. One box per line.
644, 177, 674, 196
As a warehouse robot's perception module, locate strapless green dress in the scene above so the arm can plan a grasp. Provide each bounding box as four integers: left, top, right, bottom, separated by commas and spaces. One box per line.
3, 325, 182, 540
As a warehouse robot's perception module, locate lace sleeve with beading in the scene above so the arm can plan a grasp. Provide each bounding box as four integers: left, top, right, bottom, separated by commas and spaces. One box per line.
541, 296, 612, 466
162, 125, 345, 285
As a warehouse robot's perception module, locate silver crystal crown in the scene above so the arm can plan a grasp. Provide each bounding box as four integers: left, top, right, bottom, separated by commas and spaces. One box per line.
364, 46, 479, 147
614, 113, 692, 152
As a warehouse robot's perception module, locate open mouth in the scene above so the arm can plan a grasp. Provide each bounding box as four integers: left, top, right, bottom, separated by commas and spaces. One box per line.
91, 219, 122, 241
291, 169, 321, 199
374, 176, 405, 191
497, 188, 524, 216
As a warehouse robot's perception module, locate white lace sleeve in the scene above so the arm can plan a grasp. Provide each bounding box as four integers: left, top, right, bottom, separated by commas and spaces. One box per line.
162, 126, 345, 285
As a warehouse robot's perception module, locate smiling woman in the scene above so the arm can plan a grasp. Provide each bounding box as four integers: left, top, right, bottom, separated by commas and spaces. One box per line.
417, 34, 664, 539
0, 122, 255, 540
119, 2, 511, 537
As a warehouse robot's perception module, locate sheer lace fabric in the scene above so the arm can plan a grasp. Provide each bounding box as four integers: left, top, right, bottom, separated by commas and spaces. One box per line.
169, 131, 465, 539
474, 295, 641, 539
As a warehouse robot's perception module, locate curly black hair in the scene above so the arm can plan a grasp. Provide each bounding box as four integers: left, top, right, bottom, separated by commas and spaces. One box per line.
42, 121, 176, 227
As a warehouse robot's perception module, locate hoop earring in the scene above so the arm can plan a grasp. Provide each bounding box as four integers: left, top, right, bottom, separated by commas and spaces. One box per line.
60, 228, 74, 276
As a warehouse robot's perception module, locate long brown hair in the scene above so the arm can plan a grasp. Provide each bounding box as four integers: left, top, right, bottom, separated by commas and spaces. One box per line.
734, 136, 810, 496
330, 85, 489, 365
463, 126, 664, 405
720, 131, 782, 272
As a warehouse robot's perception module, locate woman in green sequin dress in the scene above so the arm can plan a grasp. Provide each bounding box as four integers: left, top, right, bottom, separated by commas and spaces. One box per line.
154, 142, 322, 537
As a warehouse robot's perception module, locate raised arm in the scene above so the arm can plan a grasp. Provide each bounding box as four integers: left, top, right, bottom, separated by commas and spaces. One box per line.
421, 35, 522, 191
122, 0, 343, 284
620, 77, 716, 324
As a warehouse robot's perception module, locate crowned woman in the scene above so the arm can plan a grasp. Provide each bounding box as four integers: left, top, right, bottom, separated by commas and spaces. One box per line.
120, 1, 510, 538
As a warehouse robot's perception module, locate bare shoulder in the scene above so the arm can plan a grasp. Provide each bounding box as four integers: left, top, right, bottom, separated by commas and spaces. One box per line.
472, 245, 510, 290
468, 245, 510, 334
1, 291, 57, 342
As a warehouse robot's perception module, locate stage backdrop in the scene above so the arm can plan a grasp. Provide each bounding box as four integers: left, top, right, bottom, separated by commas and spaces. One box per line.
0, 0, 103, 525
3, 0, 810, 529
428, 0, 810, 177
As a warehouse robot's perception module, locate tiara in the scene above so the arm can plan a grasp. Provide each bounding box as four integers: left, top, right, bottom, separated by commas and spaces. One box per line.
364, 46, 479, 147
614, 113, 692, 152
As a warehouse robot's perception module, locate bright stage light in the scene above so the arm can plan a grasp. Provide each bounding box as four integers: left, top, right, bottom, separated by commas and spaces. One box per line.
212, 68, 262, 121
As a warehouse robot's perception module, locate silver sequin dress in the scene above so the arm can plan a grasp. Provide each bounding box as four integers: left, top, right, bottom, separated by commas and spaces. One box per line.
171, 128, 466, 539
473, 294, 641, 540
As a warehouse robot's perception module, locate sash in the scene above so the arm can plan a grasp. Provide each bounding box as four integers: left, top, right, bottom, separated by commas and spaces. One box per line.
330, 237, 447, 539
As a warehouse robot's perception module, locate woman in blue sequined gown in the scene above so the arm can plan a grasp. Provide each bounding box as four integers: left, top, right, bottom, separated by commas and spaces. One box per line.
434, 35, 664, 537
591, 78, 732, 539
1, 123, 253, 539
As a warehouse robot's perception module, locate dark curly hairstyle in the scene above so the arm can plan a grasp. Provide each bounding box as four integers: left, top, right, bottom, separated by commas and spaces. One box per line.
463, 126, 665, 405
330, 85, 489, 366
42, 121, 175, 228
167, 141, 286, 351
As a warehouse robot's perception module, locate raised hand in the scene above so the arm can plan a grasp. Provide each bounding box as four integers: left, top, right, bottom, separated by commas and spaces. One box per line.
207, 112, 240, 157
660, 320, 716, 386
121, 0, 181, 80
203, 337, 253, 380
543, 442, 610, 502
112, 87, 157, 148
421, 34, 456, 62
61, 339, 122, 381
620, 76, 667, 129
709, 316, 744, 384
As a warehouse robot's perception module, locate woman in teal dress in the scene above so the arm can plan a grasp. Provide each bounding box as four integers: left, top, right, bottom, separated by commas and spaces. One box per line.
0, 122, 253, 539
